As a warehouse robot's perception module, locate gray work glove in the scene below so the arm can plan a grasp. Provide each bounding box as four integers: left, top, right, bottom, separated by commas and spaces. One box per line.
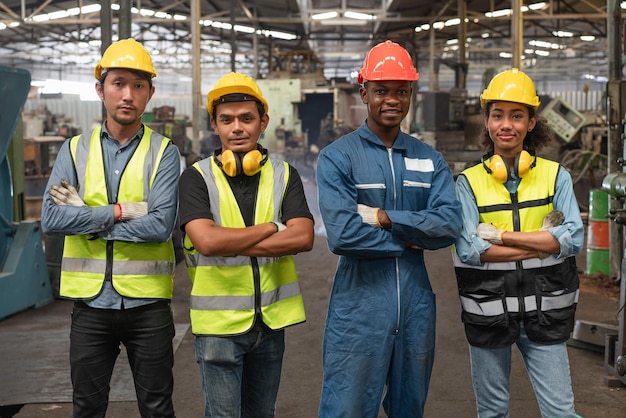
272, 221, 287, 232
357, 204, 381, 228
540, 210, 565, 230
477, 223, 505, 245
49, 179, 85, 206
119, 202, 148, 221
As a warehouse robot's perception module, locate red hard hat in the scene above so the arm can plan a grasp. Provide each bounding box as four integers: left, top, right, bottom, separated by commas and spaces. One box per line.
358, 40, 419, 84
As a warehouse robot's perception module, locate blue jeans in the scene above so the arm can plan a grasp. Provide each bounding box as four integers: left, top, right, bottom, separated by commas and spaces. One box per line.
70, 300, 175, 418
469, 325, 576, 418
195, 321, 285, 418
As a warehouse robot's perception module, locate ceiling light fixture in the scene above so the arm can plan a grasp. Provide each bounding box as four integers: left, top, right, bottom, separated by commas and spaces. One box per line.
344, 11, 376, 21
320, 19, 367, 26
312, 11, 338, 20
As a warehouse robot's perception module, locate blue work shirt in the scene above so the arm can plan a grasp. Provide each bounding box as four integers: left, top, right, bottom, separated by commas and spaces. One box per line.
454, 166, 585, 266
41, 122, 180, 309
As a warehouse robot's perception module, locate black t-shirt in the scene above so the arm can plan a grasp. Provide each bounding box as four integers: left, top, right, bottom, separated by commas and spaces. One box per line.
179, 157, 313, 230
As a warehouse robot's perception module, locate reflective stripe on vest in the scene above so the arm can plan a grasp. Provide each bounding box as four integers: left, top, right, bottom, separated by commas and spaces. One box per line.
60, 126, 175, 299
185, 156, 306, 335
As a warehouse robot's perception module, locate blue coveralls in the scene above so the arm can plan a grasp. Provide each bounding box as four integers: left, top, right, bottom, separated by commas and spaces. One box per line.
316, 122, 462, 418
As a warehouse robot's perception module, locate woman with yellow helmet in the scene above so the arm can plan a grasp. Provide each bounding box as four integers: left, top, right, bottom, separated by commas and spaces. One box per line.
453, 68, 585, 417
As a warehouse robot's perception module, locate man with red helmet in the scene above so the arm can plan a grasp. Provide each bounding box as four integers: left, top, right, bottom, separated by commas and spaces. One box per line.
316, 40, 462, 417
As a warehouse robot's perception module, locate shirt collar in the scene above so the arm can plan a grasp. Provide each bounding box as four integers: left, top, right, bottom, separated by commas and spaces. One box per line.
101, 122, 144, 146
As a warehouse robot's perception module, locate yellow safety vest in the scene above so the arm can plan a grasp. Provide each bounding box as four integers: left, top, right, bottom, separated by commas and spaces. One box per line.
463, 155, 558, 231
454, 157, 579, 347
185, 156, 306, 336
60, 126, 175, 299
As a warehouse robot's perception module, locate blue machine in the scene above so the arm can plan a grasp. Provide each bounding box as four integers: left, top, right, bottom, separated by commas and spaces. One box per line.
0, 66, 53, 319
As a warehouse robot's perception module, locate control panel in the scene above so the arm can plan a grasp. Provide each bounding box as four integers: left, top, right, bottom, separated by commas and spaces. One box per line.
540, 97, 586, 142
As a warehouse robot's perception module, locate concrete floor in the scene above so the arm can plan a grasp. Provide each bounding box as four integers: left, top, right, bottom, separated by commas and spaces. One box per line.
1, 169, 625, 417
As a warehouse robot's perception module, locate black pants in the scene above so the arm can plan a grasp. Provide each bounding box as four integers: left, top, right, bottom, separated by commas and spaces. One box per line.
70, 300, 176, 418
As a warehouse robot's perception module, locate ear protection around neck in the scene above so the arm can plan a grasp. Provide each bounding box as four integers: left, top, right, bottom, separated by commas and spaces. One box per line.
482, 150, 535, 183
217, 146, 268, 177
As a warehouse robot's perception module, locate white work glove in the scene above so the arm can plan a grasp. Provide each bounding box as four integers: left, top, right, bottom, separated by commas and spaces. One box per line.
476, 223, 505, 245
49, 179, 85, 206
119, 202, 148, 221
272, 221, 287, 232
540, 210, 565, 230
357, 204, 381, 228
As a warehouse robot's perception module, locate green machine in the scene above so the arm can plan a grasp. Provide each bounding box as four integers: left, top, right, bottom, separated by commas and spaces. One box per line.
0, 66, 53, 319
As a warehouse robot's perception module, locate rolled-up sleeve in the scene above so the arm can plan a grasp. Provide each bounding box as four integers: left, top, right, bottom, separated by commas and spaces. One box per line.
454, 174, 491, 266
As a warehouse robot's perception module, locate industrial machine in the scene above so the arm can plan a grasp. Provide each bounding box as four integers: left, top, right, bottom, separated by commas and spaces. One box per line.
0, 66, 53, 320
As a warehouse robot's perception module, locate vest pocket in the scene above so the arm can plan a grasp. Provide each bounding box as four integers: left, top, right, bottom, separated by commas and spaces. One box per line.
457, 272, 508, 328
525, 258, 579, 343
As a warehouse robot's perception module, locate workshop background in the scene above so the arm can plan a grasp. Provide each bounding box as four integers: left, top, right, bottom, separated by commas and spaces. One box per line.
1, 1, 625, 416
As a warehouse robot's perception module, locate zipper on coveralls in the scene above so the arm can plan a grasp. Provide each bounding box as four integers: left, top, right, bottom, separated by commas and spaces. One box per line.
387, 148, 401, 333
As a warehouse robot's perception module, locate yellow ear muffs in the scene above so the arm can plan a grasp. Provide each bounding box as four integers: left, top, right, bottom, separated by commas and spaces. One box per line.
220, 149, 240, 177
482, 150, 536, 183
515, 150, 533, 178
488, 155, 510, 183
218, 148, 268, 177
241, 149, 264, 176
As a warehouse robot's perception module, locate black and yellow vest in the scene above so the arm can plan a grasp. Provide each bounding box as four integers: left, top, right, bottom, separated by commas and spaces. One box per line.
184, 156, 306, 336
454, 157, 579, 348
60, 126, 175, 299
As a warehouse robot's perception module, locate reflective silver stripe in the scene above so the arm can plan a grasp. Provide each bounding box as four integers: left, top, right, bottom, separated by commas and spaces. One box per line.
196, 158, 222, 225
541, 289, 579, 310
452, 251, 564, 270
522, 295, 536, 312
143, 130, 168, 195
73, 133, 90, 198
191, 281, 301, 311
260, 281, 301, 307
460, 295, 505, 315
191, 294, 255, 310
355, 183, 385, 189
192, 255, 281, 268
403, 180, 431, 188
62, 257, 174, 275
461, 292, 577, 317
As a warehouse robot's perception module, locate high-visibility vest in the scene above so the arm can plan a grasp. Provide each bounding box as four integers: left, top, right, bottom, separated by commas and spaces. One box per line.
454, 157, 579, 347
60, 126, 175, 299
185, 156, 306, 336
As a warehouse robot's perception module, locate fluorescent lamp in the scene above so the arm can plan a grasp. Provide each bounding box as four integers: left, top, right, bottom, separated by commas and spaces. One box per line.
344, 11, 376, 21
312, 11, 338, 20
320, 19, 367, 26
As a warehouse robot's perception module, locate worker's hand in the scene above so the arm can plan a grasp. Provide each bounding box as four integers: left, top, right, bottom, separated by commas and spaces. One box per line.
119, 202, 148, 221
357, 204, 381, 228
272, 221, 287, 232
476, 223, 505, 245
540, 210, 565, 230
49, 179, 85, 206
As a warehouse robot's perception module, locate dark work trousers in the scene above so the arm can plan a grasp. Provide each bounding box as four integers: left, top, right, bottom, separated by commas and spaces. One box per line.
69, 300, 176, 418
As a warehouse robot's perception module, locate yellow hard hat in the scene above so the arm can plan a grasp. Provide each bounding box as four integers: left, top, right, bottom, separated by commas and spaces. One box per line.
480, 68, 539, 110
94, 38, 157, 79
207, 72, 269, 115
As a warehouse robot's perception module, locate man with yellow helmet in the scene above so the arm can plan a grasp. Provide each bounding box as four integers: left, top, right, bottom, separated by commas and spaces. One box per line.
41, 38, 180, 417
316, 40, 462, 417
178, 72, 314, 417
453, 68, 584, 417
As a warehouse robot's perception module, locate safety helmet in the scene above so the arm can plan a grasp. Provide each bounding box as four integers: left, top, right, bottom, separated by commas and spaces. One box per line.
94, 38, 157, 80
358, 40, 419, 85
480, 68, 540, 110
207, 72, 269, 115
